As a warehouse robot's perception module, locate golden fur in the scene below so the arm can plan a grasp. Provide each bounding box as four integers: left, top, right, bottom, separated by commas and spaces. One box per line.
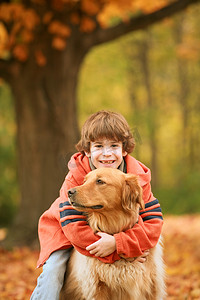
60, 168, 166, 300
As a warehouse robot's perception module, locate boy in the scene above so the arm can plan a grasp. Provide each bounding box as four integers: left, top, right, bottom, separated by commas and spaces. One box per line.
31, 110, 163, 300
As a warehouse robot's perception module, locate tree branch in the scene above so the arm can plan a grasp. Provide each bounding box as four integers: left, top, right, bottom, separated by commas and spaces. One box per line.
86, 0, 200, 47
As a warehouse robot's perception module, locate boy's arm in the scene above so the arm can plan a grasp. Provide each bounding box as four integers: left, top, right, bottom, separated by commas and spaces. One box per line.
59, 201, 120, 263
59, 177, 120, 263
60, 176, 162, 261
111, 174, 163, 258
114, 198, 163, 258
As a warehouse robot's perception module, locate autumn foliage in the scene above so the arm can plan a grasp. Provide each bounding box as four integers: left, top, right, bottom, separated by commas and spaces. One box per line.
0, 0, 170, 63
1, 0, 200, 253
0, 215, 200, 299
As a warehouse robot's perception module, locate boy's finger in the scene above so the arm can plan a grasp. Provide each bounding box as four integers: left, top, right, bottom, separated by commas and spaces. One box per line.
89, 249, 98, 255
96, 232, 104, 238
86, 241, 99, 251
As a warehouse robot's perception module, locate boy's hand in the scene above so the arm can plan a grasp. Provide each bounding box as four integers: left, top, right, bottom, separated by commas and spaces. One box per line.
135, 250, 150, 263
120, 249, 150, 263
86, 232, 116, 257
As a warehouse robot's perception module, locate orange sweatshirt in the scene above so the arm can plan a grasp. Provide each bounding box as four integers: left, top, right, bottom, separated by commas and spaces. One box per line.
37, 153, 163, 267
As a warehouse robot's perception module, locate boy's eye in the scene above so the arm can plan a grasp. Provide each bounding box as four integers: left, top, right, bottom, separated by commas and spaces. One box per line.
95, 145, 102, 148
111, 144, 119, 148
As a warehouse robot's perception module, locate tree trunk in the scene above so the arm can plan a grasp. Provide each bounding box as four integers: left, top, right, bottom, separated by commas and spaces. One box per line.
6, 47, 85, 246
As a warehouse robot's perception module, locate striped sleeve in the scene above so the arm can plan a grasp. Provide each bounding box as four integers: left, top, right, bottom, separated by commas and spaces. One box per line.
59, 200, 87, 227
139, 199, 163, 222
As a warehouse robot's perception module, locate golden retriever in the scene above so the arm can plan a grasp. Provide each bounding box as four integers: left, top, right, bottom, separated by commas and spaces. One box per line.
60, 168, 166, 300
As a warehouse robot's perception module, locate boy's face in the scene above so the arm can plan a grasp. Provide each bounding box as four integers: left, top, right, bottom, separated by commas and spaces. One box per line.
85, 139, 127, 169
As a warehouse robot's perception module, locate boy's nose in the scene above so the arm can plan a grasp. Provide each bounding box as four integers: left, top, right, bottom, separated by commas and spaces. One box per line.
102, 147, 111, 155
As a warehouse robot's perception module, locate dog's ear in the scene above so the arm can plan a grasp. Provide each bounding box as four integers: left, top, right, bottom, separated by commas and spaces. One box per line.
122, 174, 144, 211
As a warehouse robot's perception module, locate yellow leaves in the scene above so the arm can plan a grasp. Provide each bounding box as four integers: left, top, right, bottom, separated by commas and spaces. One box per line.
0, 228, 7, 241
0, 22, 9, 59
98, 0, 167, 27
132, 0, 167, 14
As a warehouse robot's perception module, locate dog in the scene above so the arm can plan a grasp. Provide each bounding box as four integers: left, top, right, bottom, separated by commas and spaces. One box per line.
60, 168, 166, 300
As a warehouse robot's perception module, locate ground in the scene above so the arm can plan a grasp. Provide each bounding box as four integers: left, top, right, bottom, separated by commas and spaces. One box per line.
0, 215, 200, 299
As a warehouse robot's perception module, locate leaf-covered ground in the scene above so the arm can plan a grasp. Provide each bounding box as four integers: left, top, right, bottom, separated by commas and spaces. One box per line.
0, 215, 200, 299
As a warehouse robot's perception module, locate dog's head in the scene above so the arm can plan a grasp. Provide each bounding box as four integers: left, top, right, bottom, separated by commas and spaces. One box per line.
68, 168, 144, 214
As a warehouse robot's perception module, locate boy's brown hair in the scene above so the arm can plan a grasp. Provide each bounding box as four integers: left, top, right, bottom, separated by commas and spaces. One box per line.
76, 110, 135, 154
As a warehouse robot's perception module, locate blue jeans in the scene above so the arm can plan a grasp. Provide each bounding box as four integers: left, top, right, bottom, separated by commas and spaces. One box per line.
30, 249, 71, 300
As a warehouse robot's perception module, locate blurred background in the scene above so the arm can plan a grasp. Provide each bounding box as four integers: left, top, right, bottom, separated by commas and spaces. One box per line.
1, 2, 200, 298
0, 0, 200, 245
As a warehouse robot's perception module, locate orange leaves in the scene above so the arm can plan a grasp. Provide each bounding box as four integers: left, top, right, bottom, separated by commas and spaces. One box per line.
48, 20, 71, 50
70, 13, 80, 25
98, 0, 168, 26
0, 22, 9, 59
163, 215, 200, 299
0, 215, 200, 299
52, 37, 67, 50
22, 9, 40, 31
0, 3, 24, 23
176, 42, 200, 61
43, 12, 53, 25
80, 17, 96, 32
81, 0, 101, 16
131, 0, 167, 14
0, 247, 42, 300
35, 50, 47, 66
48, 21, 71, 38
21, 30, 34, 43
0, 3, 40, 62
13, 44, 28, 62
0, 4, 39, 30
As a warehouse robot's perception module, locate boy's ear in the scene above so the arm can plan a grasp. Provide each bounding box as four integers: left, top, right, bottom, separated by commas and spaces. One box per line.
85, 152, 91, 157
122, 150, 127, 157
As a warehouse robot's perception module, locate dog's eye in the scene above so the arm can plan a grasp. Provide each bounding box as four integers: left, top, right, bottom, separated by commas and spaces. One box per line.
96, 179, 105, 185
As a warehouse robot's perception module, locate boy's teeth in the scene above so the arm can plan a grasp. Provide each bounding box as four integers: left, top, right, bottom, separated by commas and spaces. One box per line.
101, 161, 114, 164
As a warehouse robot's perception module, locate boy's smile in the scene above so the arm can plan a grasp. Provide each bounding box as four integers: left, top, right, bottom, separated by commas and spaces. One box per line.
85, 139, 127, 169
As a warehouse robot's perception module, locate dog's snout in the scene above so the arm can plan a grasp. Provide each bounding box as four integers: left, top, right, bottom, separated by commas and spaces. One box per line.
68, 188, 76, 198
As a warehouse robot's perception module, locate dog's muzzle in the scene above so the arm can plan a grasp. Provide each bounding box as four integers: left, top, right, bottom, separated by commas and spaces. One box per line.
68, 188, 103, 210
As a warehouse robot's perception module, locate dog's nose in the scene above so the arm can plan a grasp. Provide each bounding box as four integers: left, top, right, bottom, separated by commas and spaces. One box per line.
68, 188, 76, 198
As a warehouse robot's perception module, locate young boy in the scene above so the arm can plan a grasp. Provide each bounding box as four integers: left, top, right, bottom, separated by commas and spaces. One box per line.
31, 110, 163, 300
